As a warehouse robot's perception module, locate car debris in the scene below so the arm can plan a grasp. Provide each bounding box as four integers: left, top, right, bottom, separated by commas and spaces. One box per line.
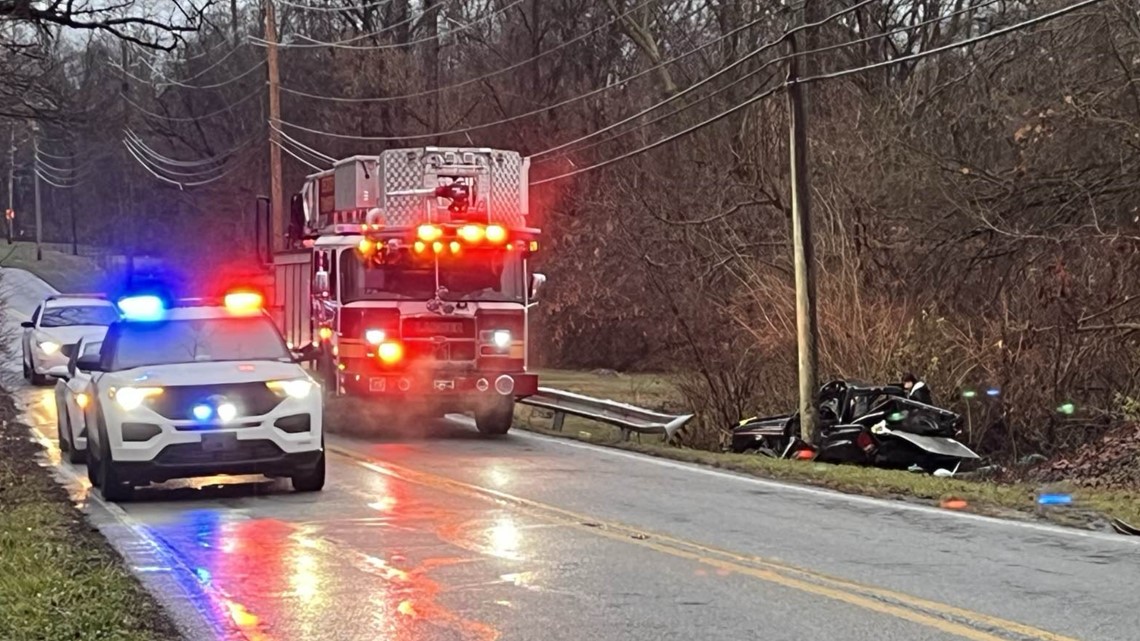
730, 379, 980, 474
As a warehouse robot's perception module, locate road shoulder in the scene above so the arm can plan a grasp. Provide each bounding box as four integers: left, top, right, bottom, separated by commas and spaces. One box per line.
0, 388, 183, 641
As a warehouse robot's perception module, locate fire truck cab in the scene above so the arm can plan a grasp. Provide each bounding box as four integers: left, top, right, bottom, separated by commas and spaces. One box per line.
271, 147, 544, 435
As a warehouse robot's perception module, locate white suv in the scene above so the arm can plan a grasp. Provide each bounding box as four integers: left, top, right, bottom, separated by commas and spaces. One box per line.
81, 292, 324, 501
21, 295, 118, 385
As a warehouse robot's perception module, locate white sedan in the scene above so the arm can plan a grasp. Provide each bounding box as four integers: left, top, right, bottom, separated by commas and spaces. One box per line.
21, 295, 117, 385
81, 292, 324, 501
49, 336, 103, 464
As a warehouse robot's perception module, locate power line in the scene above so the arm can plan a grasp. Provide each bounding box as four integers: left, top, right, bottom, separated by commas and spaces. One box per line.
122, 137, 246, 178
124, 87, 262, 124
113, 59, 266, 91
34, 169, 81, 190
250, 0, 525, 50
270, 123, 336, 163
277, 0, 393, 12
274, 0, 876, 142
273, 138, 323, 170
533, 0, 1006, 166
798, 0, 1102, 84
124, 128, 252, 168
133, 41, 252, 89
131, 37, 234, 65
122, 139, 256, 189
277, 0, 661, 103
529, 0, 1103, 186
529, 0, 879, 160
250, 0, 446, 48
530, 83, 782, 186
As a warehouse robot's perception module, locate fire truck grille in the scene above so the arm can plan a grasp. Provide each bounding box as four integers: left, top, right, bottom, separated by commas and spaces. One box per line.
402, 317, 476, 338
405, 340, 476, 362
148, 383, 283, 420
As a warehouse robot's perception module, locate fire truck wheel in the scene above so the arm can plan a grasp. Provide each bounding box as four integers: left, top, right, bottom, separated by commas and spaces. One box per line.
475, 398, 515, 436
316, 351, 337, 394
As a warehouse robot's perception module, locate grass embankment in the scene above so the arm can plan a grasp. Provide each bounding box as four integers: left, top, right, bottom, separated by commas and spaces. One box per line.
522, 369, 1140, 529
0, 242, 108, 292
0, 393, 180, 641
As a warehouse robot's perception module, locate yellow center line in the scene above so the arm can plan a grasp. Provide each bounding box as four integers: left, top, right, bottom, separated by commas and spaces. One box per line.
328, 444, 1082, 641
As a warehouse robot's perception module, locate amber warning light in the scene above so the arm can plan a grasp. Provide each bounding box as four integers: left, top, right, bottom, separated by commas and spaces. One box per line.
224, 290, 264, 315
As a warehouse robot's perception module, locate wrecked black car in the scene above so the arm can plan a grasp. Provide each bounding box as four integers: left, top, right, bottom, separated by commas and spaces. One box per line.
730, 379, 979, 473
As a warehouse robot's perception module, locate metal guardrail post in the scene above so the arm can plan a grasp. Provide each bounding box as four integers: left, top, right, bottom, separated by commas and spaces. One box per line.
552, 412, 566, 432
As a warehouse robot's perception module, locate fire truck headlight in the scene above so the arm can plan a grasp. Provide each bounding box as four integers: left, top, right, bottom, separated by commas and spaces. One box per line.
365, 329, 385, 345
492, 330, 511, 349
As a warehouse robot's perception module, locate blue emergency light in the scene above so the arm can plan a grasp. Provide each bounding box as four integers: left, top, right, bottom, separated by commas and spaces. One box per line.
191, 403, 213, 421
116, 294, 168, 321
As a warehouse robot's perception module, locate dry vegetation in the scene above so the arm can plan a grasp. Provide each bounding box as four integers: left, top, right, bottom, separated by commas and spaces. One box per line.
3, 0, 1140, 470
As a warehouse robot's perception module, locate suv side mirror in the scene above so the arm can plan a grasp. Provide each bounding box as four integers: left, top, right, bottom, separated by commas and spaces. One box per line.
76, 354, 103, 372
20, 321, 33, 329
47, 365, 69, 380
292, 343, 320, 363
529, 273, 546, 302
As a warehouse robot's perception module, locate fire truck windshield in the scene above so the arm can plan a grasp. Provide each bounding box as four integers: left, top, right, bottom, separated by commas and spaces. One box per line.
339, 246, 525, 303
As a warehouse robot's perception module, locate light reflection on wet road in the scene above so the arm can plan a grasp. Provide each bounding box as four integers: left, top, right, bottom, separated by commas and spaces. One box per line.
18, 383, 974, 641
18, 378, 1140, 641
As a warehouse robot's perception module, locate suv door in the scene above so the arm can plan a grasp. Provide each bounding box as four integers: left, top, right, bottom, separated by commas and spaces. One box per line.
65, 339, 102, 445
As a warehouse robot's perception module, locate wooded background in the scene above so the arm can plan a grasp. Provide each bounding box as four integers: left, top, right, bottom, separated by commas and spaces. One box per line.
3, 0, 1139, 458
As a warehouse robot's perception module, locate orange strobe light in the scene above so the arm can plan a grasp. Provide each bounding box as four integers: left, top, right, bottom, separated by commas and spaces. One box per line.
224, 290, 263, 315
458, 224, 485, 243
485, 224, 507, 244
417, 224, 443, 242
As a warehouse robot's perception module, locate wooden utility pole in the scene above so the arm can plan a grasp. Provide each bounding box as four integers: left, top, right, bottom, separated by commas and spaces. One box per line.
69, 152, 78, 255
787, 3, 820, 443
31, 122, 42, 261
265, 0, 285, 252
6, 126, 14, 245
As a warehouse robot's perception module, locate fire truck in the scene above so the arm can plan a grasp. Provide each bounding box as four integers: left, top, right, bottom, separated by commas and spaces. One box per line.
267, 147, 545, 435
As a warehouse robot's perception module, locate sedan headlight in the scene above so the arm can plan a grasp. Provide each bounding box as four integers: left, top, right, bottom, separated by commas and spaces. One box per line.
491, 330, 511, 349
112, 387, 163, 411
38, 341, 61, 355
267, 379, 314, 399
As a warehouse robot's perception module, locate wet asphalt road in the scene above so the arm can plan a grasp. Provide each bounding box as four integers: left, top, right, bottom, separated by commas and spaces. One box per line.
4, 267, 1139, 641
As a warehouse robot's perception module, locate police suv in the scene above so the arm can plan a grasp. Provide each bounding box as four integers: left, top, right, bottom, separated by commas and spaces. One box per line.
78, 290, 324, 501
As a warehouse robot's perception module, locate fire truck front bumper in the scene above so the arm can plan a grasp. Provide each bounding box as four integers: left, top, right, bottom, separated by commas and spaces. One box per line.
340, 371, 538, 399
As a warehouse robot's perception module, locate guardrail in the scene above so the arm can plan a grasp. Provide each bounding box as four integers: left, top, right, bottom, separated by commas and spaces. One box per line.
519, 387, 693, 441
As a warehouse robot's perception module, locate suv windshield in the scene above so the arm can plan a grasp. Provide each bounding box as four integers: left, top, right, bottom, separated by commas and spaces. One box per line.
340, 247, 524, 303
41, 305, 118, 328
109, 317, 290, 370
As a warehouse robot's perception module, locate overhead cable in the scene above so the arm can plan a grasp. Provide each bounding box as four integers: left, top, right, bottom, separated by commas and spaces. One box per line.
529, 0, 1105, 186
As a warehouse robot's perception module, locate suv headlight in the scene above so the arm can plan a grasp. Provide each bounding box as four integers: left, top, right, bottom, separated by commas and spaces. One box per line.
112, 387, 163, 411
37, 341, 61, 355
267, 379, 314, 399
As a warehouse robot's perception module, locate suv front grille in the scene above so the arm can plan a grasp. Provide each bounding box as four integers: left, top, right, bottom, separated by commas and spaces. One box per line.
155, 440, 284, 465
148, 383, 282, 420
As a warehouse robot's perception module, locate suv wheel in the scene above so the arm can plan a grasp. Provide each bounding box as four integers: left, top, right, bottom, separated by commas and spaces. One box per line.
291, 451, 326, 492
